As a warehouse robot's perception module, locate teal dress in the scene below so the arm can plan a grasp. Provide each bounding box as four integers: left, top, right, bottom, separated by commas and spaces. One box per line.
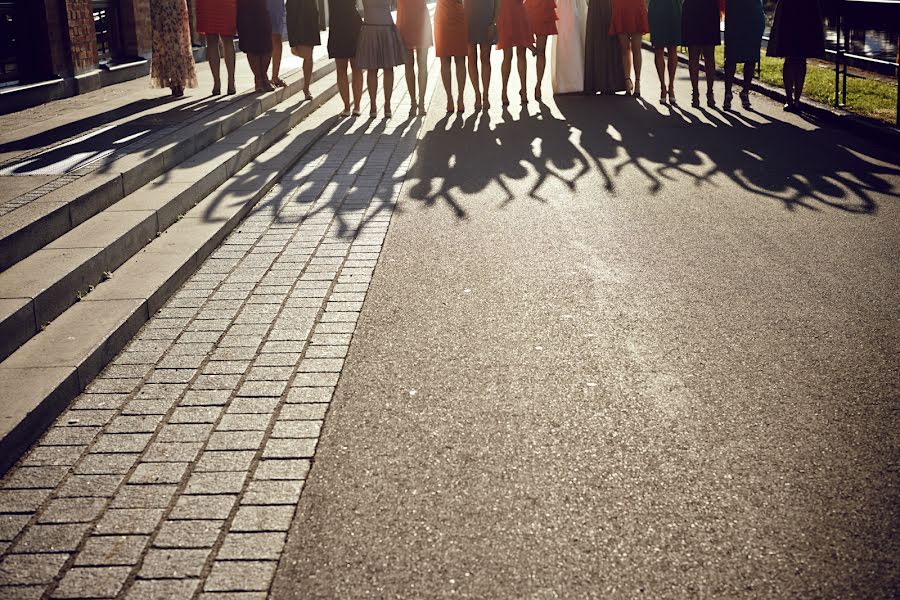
648, 0, 682, 48
724, 0, 764, 63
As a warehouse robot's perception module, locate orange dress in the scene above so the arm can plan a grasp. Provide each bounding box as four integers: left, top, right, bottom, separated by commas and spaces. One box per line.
435, 0, 469, 57
195, 0, 238, 36
397, 0, 434, 49
527, 0, 558, 36
497, 0, 533, 49
609, 0, 649, 34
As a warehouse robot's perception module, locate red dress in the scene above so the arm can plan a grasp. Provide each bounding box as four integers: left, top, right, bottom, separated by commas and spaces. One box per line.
196, 0, 238, 36
497, 0, 533, 49
527, 0, 558, 36
609, 0, 650, 35
435, 0, 468, 56
397, 0, 434, 49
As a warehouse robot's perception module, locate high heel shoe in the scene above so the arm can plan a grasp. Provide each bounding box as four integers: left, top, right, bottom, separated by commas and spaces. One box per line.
625, 77, 634, 96
633, 81, 641, 98
706, 91, 716, 108
691, 90, 700, 108
659, 86, 667, 104
723, 91, 733, 111
740, 90, 752, 109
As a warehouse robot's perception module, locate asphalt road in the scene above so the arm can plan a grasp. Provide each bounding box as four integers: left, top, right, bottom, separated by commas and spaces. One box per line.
271, 54, 900, 598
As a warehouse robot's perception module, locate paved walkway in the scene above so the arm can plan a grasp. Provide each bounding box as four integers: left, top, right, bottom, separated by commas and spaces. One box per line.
1, 47, 899, 598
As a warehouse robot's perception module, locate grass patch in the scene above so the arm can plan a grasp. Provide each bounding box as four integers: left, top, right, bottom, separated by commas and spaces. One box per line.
712, 45, 898, 125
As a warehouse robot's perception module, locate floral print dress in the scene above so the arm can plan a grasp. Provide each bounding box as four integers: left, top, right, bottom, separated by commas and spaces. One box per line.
150, 0, 198, 89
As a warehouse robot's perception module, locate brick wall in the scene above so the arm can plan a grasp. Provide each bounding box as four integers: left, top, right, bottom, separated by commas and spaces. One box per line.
64, 0, 98, 75
120, 0, 152, 58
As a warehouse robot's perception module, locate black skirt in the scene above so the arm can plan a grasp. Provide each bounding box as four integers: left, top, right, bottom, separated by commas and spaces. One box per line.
767, 0, 825, 58
681, 0, 720, 46
237, 0, 274, 53
287, 0, 321, 47
328, 0, 362, 58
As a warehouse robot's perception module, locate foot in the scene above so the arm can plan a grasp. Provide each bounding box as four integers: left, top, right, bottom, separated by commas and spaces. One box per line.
501, 90, 509, 106
625, 78, 634, 96
706, 91, 715, 108
227, 86, 237, 95
304, 89, 312, 100
212, 86, 221, 95
520, 91, 528, 104
535, 85, 542, 100
473, 95, 482, 111
340, 106, 351, 117
633, 81, 641, 98
457, 100, 464, 113
483, 99, 490, 110
272, 77, 287, 87
410, 102, 418, 117
447, 101, 454, 114
261, 82, 274, 92
740, 91, 752, 109
723, 91, 733, 111
668, 90, 677, 104
691, 91, 700, 108
660, 87, 667, 104
370, 108, 377, 118
171, 86, 184, 97
352, 107, 361, 116
385, 108, 392, 118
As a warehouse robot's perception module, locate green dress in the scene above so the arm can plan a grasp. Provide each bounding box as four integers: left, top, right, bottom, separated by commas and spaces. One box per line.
724, 0, 764, 63
648, 0, 682, 48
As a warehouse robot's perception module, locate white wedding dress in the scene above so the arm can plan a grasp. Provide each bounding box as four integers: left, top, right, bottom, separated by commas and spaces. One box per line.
551, 0, 588, 94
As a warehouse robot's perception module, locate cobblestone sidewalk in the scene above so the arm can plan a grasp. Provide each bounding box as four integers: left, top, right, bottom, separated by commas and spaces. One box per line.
0, 73, 430, 599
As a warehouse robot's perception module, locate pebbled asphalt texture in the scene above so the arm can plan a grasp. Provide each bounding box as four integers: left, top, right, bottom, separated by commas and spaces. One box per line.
271, 55, 900, 599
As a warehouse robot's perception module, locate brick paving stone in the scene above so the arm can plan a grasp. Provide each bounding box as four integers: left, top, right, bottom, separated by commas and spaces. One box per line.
226, 398, 280, 415
153, 520, 224, 549
12, 523, 91, 553
286, 387, 334, 404
292, 372, 340, 387
0, 514, 31, 539
0, 553, 70, 584
310, 333, 353, 346
279, 403, 329, 421
75, 535, 149, 566
297, 358, 344, 373
203, 361, 250, 375
59, 409, 116, 427
270, 420, 321, 439
92, 434, 153, 454
262, 439, 317, 459
94, 509, 164, 535
253, 352, 303, 366
170, 495, 237, 521
206, 431, 266, 451
0, 584, 45, 599
110, 486, 177, 510
191, 374, 242, 390
40, 426, 101, 446
203, 560, 277, 592
2, 466, 70, 489
106, 415, 163, 434
139, 548, 211, 578
230, 505, 295, 532
56, 475, 124, 498
74, 453, 139, 475
184, 472, 247, 495
237, 381, 287, 397
216, 414, 272, 431
245, 366, 294, 381
128, 463, 189, 485
170, 406, 223, 423
155, 424, 214, 443
121, 400, 173, 416
142, 442, 202, 463
125, 579, 200, 600
194, 451, 256, 473
252, 459, 310, 481
181, 390, 232, 406
315, 322, 356, 334
135, 384, 188, 400
304, 344, 349, 358
216, 532, 286, 561
50, 566, 131, 598
70, 395, 130, 411
39, 497, 108, 524
85, 379, 142, 394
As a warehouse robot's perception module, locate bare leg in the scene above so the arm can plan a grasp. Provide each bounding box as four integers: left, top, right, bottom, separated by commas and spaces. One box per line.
455, 55, 467, 111
516, 46, 527, 101
259, 53, 273, 91
654, 47, 666, 101
383, 67, 394, 116
630, 34, 642, 96
794, 58, 807, 107
535, 35, 547, 99
351, 60, 363, 113
741, 61, 754, 107
247, 53, 261, 91
666, 46, 678, 101
441, 57, 453, 112
703, 46, 716, 105
271, 33, 284, 84
367, 69, 378, 115
480, 44, 492, 109
336, 58, 351, 112
405, 49, 418, 113
618, 34, 633, 94
688, 46, 700, 104
291, 46, 314, 97
222, 36, 237, 93
468, 44, 481, 109
501, 48, 512, 105
416, 50, 428, 110
206, 34, 222, 93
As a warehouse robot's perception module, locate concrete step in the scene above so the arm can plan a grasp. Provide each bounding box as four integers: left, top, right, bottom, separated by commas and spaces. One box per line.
0, 58, 335, 273
0, 60, 339, 364
0, 77, 354, 475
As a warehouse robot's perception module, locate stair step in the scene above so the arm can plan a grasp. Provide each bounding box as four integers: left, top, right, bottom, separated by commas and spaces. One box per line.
0, 84, 348, 475
0, 63, 339, 363
0, 59, 336, 272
